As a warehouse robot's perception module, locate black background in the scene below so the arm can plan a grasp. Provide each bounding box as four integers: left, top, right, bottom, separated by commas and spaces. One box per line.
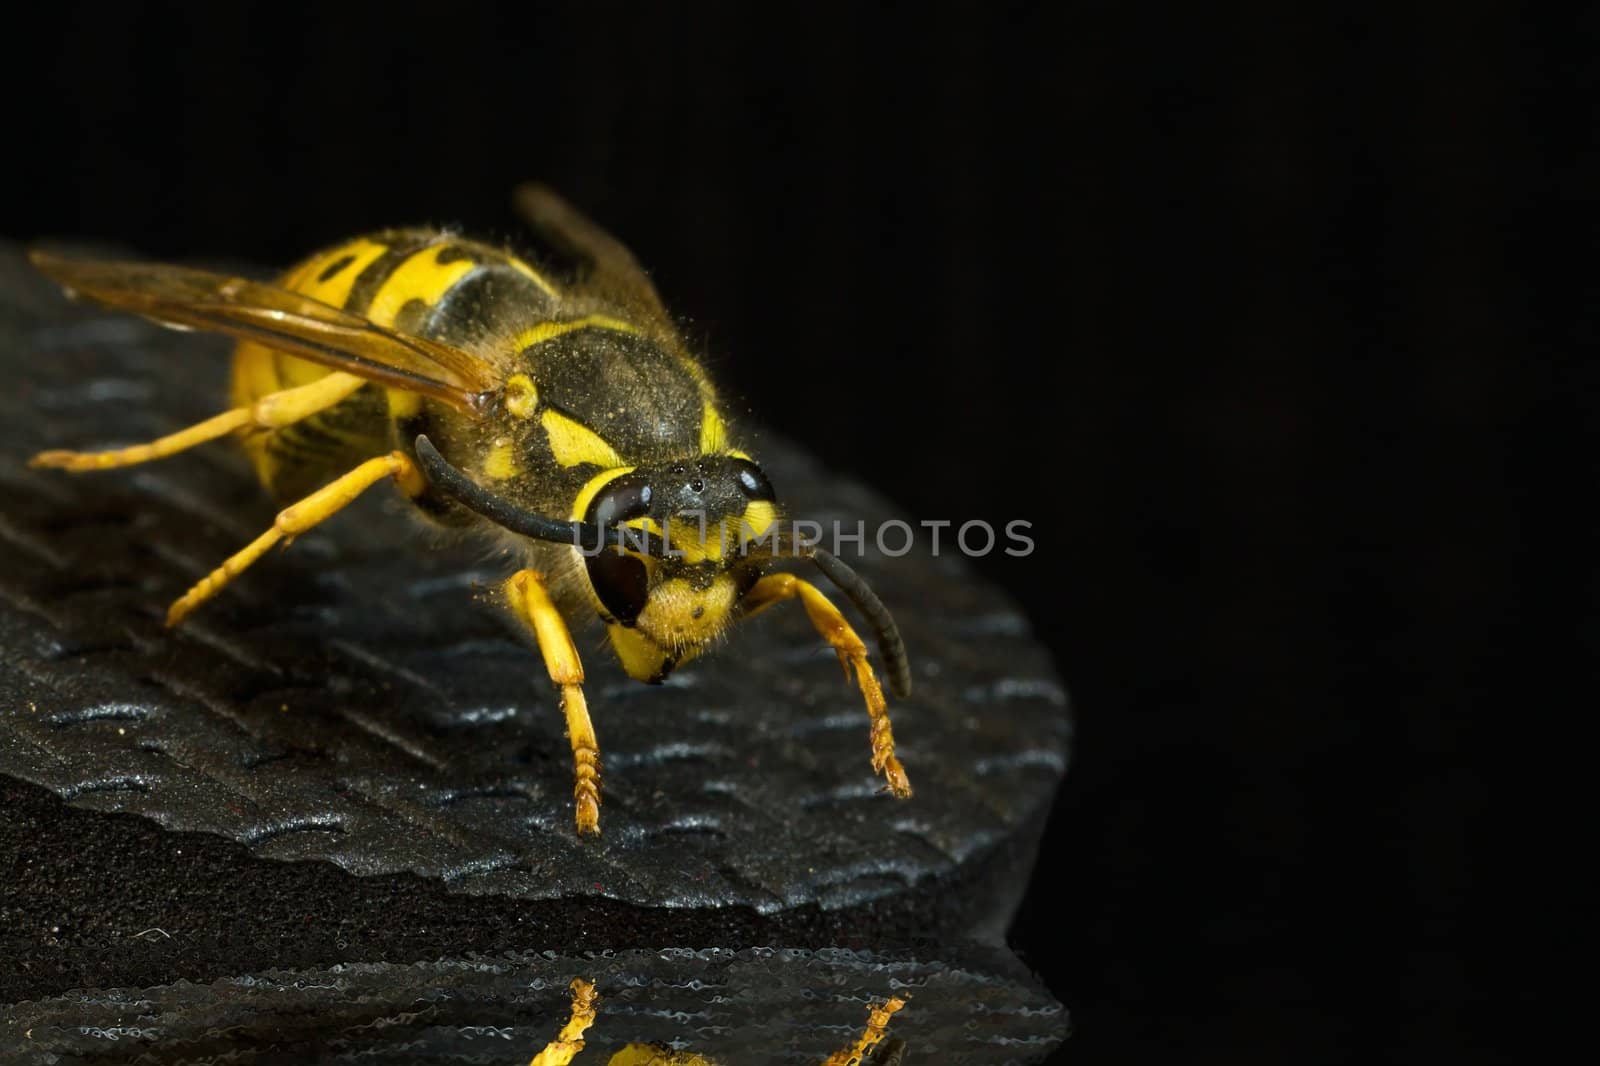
4, 4, 1543, 1062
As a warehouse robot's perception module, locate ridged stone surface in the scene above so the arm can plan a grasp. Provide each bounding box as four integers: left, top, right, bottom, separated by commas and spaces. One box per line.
0, 244, 1071, 1062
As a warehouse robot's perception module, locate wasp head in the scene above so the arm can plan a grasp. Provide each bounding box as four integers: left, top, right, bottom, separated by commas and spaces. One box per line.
413, 434, 907, 698
576, 455, 777, 681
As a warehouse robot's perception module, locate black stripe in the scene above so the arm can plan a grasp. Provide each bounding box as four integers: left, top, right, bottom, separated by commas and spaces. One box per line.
343, 231, 440, 313
434, 244, 476, 265
316, 253, 357, 283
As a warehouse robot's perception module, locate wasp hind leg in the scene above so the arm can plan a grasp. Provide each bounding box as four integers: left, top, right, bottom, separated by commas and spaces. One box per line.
505, 569, 603, 836
527, 978, 599, 1066
164, 450, 423, 627
742, 573, 912, 798
30, 371, 367, 471
820, 997, 908, 1066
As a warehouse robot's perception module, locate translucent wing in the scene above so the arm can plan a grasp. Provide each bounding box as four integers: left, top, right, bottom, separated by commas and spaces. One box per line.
512, 184, 676, 336
30, 250, 501, 416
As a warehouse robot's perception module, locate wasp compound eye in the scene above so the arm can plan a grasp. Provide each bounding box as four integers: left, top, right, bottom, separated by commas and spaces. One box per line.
587, 548, 649, 625
731, 458, 775, 501
583, 472, 656, 624
589, 475, 653, 529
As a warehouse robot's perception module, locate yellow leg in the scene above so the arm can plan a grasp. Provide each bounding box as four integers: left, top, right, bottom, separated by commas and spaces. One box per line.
506, 569, 603, 836
527, 978, 599, 1066
820, 997, 908, 1066
165, 450, 423, 627
30, 371, 366, 471
744, 573, 912, 798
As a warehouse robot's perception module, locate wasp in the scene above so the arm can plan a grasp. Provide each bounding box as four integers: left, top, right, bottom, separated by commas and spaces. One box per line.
525, 978, 907, 1066
28, 185, 911, 836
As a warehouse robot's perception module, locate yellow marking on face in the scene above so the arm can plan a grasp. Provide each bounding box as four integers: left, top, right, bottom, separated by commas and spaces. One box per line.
667, 504, 773, 564
670, 534, 719, 564
636, 575, 737, 651
668, 518, 730, 564
505, 373, 538, 419
283, 238, 389, 308
514, 314, 641, 352
364, 242, 476, 328
505, 253, 560, 299
543, 409, 625, 468
606, 623, 672, 683
483, 437, 522, 479
740, 499, 777, 541
699, 401, 727, 454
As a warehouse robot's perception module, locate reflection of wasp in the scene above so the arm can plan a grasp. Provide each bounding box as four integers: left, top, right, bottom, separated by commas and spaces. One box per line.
527, 978, 907, 1066
29, 185, 912, 835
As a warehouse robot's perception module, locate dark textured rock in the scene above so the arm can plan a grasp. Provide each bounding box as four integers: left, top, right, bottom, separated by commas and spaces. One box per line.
1, 946, 1066, 1064
0, 243, 1071, 1059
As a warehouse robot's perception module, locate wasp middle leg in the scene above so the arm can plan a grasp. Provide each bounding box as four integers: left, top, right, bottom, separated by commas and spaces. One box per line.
164, 449, 423, 626
30, 371, 367, 471
506, 569, 603, 836
742, 573, 912, 798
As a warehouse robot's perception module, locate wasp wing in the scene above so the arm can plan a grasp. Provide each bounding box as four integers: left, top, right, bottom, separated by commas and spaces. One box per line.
512, 184, 677, 336
30, 250, 500, 416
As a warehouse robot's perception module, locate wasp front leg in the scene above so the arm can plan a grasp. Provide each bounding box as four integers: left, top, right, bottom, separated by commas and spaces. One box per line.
742, 573, 912, 798
527, 978, 599, 1066
505, 569, 603, 836
820, 997, 908, 1066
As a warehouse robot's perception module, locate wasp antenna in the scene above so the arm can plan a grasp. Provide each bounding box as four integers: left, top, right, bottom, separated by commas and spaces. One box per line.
413, 434, 661, 556
738, 524, 910, 694
810, 547, 913, 700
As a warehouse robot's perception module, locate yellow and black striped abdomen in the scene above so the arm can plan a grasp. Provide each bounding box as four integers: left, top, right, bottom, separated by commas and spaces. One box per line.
229, 229, 559, 500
